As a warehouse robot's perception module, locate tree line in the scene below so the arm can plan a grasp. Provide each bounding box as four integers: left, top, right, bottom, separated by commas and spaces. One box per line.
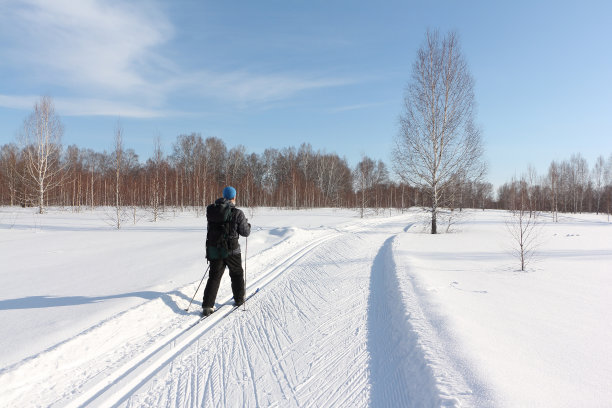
0, 98, 498, 216
2, 88, 610, 223
497, 154, 612, 219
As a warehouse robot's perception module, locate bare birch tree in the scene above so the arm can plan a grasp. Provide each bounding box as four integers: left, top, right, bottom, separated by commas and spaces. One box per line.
113, 123, 124, 229
21, 96, 65, 214
354, 156, 376, 218
505, 177, 540, 271
392, 30, 485, 233
593, 155, 605, 215
605, 154, 612, 221
149, 136, 164, 221
547, 161, 560, 222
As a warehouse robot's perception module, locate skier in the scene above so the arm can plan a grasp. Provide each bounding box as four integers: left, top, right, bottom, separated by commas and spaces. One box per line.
202, 186, 251, 316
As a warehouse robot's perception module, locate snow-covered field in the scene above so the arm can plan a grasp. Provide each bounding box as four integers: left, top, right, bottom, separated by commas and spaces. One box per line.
0, 207, 610, 407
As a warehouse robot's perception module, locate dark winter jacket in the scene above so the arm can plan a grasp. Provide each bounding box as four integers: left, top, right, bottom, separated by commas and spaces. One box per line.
207, 197, 250, 255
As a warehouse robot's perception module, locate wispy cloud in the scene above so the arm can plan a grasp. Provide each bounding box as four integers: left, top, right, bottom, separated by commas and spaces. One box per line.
0, 95, 34, 111
0, 94, 180, 118
181, 70, 355, 105
4, 0, 176, 94
0, 1, 358, 117
329, 102, 388, 113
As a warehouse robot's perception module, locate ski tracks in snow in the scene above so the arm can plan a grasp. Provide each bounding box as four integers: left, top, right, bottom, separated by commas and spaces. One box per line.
1, 215, 481, 407
124, 233, 375, 407
0, 226, 337, 408
120, 217, 477, 407
64, 229, 342, 408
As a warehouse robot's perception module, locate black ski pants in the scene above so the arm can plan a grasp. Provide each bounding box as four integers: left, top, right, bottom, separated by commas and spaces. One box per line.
202, 253, 245, 308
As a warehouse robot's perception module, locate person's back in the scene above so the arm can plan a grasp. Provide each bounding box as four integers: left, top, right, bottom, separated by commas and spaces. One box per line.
202, 187, 250, 316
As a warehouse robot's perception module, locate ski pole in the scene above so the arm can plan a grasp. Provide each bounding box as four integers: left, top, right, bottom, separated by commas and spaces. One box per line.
185, 264, 210, 312
243, 236, 247, 311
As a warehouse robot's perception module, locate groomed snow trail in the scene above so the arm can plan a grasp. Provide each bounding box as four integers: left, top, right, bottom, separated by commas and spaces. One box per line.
69, 229, 343, 408
118, 217, 469, 407
368, 235, 445, 407
0, 212, 478, 407
3, 209, 609, 407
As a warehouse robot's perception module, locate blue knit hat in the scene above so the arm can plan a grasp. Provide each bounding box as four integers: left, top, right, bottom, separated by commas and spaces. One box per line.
223, 186, 236, 200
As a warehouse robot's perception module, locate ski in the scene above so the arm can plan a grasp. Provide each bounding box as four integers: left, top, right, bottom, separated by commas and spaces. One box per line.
230, 287, 260, 313
198, 288, 260, 322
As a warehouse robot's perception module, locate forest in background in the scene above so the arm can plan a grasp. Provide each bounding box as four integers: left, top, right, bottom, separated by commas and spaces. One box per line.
1, 130, 611, 217
0, 97, 610, 219
0, 130, 494, 213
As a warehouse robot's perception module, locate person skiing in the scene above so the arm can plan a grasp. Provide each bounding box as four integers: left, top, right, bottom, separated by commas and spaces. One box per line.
202, 186, 251, 316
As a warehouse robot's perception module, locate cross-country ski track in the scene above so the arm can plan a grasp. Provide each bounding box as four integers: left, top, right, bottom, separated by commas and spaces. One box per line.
112, 217, 467, 408
66, 228, 342, 408
4, 208, 611, 406
0, 213, 479, 407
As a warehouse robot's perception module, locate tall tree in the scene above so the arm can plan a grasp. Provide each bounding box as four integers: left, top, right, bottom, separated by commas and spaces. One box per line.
392, 30, 485, 233
605, 154, 612, 220
593, 155, 605, 215
113, 122, 124, 229
149, 136, 164, 221
547, 161, 560, 221
20, 96, 65, 214
354, 156, 376, 218
353, 157, 389, 217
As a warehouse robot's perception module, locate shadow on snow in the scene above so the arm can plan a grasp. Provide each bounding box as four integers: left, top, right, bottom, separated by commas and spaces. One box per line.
0, 290, 191, 314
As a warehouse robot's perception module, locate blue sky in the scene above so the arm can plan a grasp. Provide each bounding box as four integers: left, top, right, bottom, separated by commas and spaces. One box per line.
1, 0, 611, 189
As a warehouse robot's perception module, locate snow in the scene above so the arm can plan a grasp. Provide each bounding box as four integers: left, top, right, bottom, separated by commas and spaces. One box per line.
393, 211, 612, 407
0, 207, 610, 407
